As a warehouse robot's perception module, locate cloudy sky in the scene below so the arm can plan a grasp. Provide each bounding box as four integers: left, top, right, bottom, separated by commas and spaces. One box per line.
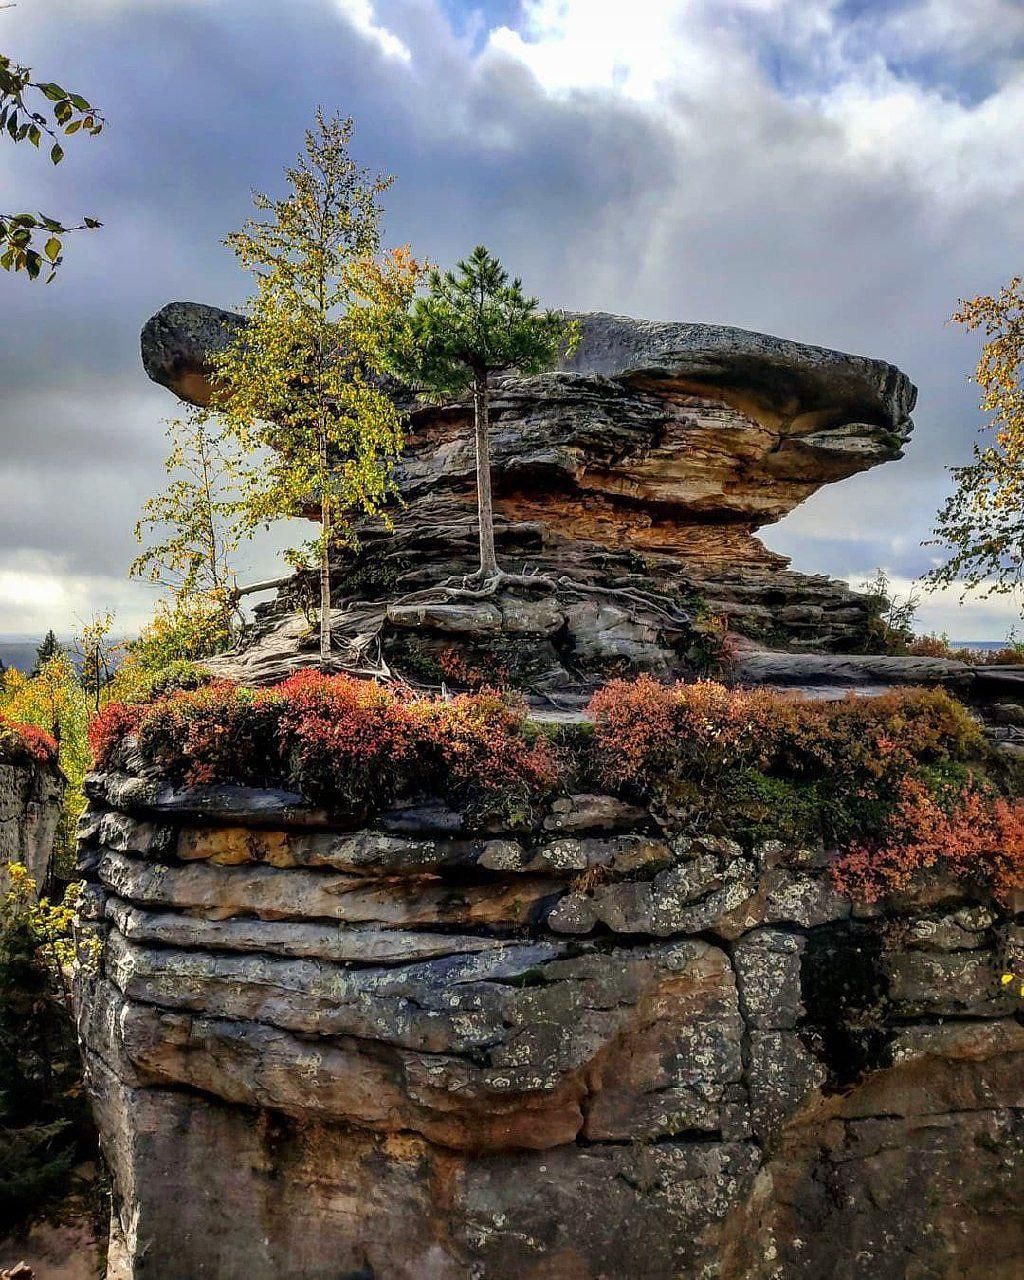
3, 0, 1023, 639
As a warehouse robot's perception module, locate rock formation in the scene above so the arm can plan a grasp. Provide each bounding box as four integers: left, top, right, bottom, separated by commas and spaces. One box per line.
75, 761, 1023, 1279
0, 738, 63, 891
141, 303, 918, 685
65, 306, 1024, 1277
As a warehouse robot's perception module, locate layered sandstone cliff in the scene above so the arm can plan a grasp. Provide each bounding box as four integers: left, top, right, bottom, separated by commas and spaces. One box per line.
75, 762, 1022, 1279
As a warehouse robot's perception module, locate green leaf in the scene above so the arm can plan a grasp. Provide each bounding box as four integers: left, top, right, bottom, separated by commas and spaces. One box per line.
38, 83, 66, 102
64, 119, 82, 136
44, 237, 61, 263
69, 94, 91, 112
83, 217, 101, 229
50, 142, 64, 165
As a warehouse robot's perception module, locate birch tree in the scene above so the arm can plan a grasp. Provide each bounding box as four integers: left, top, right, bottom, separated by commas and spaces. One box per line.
211, 110, 420, 660
131, 407, 242, 645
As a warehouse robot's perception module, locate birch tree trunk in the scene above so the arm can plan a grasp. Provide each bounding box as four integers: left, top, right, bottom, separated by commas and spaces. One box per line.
319, 430, 332, 661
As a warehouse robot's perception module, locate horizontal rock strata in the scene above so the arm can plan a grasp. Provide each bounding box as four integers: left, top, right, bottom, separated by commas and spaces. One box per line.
76, 771, 1023, 1279
142, 303, 920, 682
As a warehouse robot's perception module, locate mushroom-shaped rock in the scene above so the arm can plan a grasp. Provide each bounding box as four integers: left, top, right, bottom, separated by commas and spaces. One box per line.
141, 300, 917, 664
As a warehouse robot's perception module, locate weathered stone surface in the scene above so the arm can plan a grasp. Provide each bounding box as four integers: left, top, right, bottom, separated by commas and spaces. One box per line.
98, 848, 563, 927
733, 647, 976, 689
546, 842, 849, 938
76, 779, 1024, 1278
883, 947, 1016, 1019
144, 302, 921, 678
106, 898, 514, 964
718, 1021, 1024, 1280
747, 1029, 827, 1141
87, 1047, 761, 1280
84, 772, 329, 827
542, 792, 648, 833
0, 755, 63, 891
734, 928, 806, 1029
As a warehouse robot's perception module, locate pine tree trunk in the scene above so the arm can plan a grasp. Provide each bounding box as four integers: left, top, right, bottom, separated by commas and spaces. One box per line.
473, 370, 499, 577
319, 431, 332, 662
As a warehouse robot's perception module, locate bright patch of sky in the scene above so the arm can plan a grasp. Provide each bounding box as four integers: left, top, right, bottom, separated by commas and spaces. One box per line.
336, 0, 411, 61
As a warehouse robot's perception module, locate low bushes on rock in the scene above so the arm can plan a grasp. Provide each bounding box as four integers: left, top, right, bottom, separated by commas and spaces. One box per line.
0, 716, 58, 767
832, 775, 1024, 907
587, 676, 980, 792
89, 671, 1019, 901
586, 676, 987, 849
92, 672, 556, 824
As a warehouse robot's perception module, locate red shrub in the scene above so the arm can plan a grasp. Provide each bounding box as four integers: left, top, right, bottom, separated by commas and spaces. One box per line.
587, 678, 982, 794
136, 682, 283, 788
437, 649, 509, 690
90, 672, 555, 822
88, 702, 144, 771
0, 717, 58, 765
832, 775, 1024, 907
416, 689, 557, 813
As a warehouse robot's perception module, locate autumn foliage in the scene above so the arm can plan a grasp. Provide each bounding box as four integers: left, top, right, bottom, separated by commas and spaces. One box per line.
586, 676, 981, 791
90, 671, 1023, 902
91, 672, 555, 823
0, 715, 58, 766
832, 776, 1024, 907
584, 676, 1012, 900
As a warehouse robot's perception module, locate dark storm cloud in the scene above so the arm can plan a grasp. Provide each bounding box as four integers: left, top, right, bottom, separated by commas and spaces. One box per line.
1, 0, 1022, 633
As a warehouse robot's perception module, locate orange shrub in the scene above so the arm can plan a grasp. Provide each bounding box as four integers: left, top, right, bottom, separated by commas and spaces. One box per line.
771, 686, 982, 782
88, 702, 145, 771
276, 671, 420, 811
832, 775, 1024, 907
586, 677, 981, 791
416, 689, 557, 811
586, 676, 784, 785
131, 681, 284, 788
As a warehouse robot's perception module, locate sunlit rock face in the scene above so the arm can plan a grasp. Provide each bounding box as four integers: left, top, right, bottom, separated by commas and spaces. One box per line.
75, 765, 1022, 1280
142, 302, 915, 664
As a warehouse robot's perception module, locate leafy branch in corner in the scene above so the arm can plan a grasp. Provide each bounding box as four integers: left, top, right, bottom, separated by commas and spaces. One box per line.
0, 45, 104, 279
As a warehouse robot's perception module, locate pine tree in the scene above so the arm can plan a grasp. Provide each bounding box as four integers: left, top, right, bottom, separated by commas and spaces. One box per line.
31, 630, 63, 677
384, 246, 577, 588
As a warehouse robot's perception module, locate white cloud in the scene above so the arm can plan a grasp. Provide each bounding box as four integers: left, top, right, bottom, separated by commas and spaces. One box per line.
335, 0, 411, 62
484, 0, 720, 100
0, 554, 157, 636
